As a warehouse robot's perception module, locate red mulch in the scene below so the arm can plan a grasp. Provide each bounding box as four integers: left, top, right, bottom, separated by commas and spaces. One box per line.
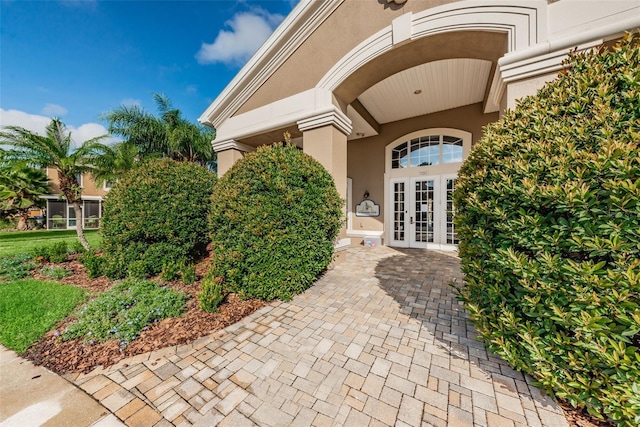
21, 254, 612, 426
23, 253, 265, 375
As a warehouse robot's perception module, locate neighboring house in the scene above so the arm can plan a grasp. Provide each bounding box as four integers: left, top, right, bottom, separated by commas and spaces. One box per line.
40, 168, 109, 230
200, 0, 640, 253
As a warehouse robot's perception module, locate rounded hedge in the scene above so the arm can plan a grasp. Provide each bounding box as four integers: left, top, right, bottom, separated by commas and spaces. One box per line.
101, 159, 217, 278
454, 34, 639, 425
203, 142, 343, 305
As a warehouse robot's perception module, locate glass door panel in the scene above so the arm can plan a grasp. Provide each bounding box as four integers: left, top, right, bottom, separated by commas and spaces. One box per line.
68, 205, 76, 228
413, 179, 434, 243
446, 178, 458, 244
390, 179, 409, 247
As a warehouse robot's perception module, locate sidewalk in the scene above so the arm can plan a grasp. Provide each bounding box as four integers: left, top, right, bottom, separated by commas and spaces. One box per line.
65, 246, 569, 426
0, 345, 124, 427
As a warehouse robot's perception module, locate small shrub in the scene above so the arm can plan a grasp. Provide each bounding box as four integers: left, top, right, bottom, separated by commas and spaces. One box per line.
199, 276, 226, 312
206, 141, 343, 304
40, 266, 71, 280
32, 241, 68, 263
161, 262, 180, 282
79, 251, 105, 278
0, 253, 35, 281
103, 254, 127, 280
127, 260, 147, 280
70, 240, 87, 255
454, 34, 640, 425
101, 159, 216, 279
181, 264, 196, 285
62, 280, 186, 348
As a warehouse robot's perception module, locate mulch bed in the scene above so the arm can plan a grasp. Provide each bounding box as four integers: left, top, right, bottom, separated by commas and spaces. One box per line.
20, 253, 611, 426
23, 252, 265, 375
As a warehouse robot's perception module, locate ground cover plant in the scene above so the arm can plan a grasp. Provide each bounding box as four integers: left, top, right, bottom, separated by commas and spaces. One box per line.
454, 34, 640, 425
0, 253, 36, 281
22, 250, 265, 374
0, 279, 86, 352
203, 139, 343, 307
101, 158, 216, 278
40, 266, 71, 280
0, 229, 101, 257
62, 280, 186, 349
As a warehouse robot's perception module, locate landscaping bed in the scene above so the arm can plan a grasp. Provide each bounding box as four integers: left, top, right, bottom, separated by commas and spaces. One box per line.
21, 252, 265, 374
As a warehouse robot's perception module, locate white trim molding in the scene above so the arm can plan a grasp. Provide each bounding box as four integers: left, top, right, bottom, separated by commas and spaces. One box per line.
213, 88, 352, 144
199, 0, 344, 129
212, 139, 256, 154
335, 238, 351, 253
485, 13, 640, 113
297, 108, 352, 136
317, 1, 545, 93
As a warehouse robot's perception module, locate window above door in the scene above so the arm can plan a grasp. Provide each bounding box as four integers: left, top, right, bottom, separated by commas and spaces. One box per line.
385, 128, 471, 177
391, 134, 463, 169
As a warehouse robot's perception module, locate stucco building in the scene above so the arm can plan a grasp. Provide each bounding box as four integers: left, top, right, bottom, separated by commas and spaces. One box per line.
39, 168, 108, 230
200, 0, 640, 254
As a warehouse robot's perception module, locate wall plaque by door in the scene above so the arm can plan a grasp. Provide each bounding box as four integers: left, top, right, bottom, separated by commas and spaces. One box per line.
355, 199, 380, 217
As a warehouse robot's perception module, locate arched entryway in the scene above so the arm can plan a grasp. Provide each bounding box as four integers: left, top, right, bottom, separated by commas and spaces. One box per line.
384, 129, 471, 250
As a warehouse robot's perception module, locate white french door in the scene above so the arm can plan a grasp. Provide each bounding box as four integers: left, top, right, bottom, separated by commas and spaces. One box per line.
389, 175, 458, 250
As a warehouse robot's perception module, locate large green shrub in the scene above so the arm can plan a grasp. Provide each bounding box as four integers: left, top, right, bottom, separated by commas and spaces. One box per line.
203, 142, 343, 305
101, 159, 216, 278
454, 34, 639, 425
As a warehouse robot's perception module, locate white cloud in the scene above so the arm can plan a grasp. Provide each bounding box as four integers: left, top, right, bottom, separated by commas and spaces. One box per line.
186, 85, 198, 95
74, 123, 110, 143
0, 108, 113, 148
41, 103, 68, 116
196, 8, 284, 66
0, 109, 51, 136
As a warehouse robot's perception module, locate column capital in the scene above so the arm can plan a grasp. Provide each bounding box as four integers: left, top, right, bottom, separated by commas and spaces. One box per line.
211, 139, 256, 153
297, 107, 352, 137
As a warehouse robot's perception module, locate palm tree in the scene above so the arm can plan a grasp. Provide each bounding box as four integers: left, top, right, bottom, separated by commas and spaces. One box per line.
91, 141, 139, 188
0, 118, 108, 249
102, 93, 217, 170
0, 163, 50, 230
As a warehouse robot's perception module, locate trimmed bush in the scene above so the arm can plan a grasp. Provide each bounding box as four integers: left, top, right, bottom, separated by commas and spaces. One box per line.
199, 276, 225, 312
181, 264, 196, 285
101, 159, 216, 278
203, 141, 343, 305
79, 251, 105, 278
454, 34, 640, 425
32, 241, 69, 264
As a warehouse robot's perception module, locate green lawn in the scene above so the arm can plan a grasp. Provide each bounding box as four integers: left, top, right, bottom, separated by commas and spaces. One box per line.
0, 279, 87, 352
0, 229, 101, 257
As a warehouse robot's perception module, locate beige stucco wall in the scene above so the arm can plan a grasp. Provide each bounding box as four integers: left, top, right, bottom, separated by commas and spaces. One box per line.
506, 72, 559, 111
236, 0, 462, 115
217, 149, 247, 177
45, 168, 107, 197
347, 102, 498, 233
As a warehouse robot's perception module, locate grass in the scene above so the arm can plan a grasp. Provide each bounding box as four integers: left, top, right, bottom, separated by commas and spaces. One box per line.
0, 229, 101, 257
0, 279, 87, 352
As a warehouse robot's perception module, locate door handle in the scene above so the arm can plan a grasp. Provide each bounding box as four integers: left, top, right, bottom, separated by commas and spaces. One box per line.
410, 216, 414, 224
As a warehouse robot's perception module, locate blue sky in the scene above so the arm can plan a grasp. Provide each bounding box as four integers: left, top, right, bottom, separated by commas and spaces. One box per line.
0, 0, 297, 142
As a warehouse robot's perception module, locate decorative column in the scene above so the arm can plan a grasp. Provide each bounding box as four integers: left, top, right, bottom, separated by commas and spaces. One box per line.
212, 140, 255, 177
298, 108, 352, 263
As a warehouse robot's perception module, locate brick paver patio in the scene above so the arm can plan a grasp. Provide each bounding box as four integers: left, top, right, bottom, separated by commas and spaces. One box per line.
65, 246, 569, 426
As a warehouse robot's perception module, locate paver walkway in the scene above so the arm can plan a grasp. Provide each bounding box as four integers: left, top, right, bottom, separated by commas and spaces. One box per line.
65, 246, 569, 427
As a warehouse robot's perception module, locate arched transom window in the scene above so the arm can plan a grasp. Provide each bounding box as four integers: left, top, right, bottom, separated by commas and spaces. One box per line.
391, 135, 463, 169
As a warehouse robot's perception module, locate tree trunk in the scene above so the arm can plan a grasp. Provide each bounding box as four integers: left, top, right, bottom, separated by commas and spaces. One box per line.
72, 201, 91, 250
